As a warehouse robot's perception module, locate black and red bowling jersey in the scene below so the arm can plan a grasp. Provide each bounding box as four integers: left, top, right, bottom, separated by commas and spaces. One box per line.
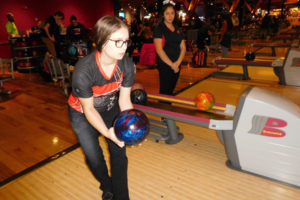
68, 51, 135, 113
67, 23, 86, 42
154, 22, 185, 64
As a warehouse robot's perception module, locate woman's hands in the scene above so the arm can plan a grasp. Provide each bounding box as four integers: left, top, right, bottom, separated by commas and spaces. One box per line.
49, 35, 55, 42
171, 60, 180, 73
107, 127, 125, 148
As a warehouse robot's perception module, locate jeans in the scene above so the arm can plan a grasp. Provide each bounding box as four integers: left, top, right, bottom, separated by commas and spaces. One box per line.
68, 105, 129, 200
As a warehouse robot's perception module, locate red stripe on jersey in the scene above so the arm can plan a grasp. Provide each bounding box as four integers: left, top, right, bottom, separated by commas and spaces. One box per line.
68, 93, 83, 112
92, 79, 122, 96
96, 51, 118, 80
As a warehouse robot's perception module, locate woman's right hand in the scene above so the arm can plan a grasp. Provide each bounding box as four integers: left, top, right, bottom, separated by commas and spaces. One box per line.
171, 62, 180, 73
50, 36, 55, 42
108, 127, 125, 148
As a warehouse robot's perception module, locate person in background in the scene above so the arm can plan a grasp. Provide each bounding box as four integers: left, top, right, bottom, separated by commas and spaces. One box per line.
260, 14, 271, 40
41, 11, 64, 57
5, 13, 19, 40
68, 16, 134, 200
231, 12, 239, 38
154, 0, 186, 96
5, 12, 20, 58
137, 22, 154, 44
31, 20, 44, 35
197, 20, 211, 51
195, 20, 211, 67
128, 16, 140, 55
218, 12, 233, 57
30, 20, 44, 41
67, 15, 88, 43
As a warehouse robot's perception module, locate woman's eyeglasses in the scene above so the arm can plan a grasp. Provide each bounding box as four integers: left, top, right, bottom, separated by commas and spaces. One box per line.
109, 39, 131, 48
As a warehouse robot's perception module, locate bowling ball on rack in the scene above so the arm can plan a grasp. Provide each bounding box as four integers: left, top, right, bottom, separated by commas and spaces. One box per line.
31, 40, 38, 46
195, 91, 215, 111
131, 83, 147, 105
20, 38, 28, 47
18, 61, 25, 68
16, 51, 23, 57
23, 49, 30, 57
131, 89, 147, 105
25, 61, 32, 67
114, 109, 150, 145
14, 40, 21, 47
68, 45, 77, 56
245, 52, 256, 61
32, 50, 38, 56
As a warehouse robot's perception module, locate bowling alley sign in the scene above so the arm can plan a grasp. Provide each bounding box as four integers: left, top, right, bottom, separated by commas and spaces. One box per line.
248, 115, 287, 137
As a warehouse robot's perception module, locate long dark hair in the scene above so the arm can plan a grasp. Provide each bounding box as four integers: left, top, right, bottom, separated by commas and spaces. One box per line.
158, 3, 179, 30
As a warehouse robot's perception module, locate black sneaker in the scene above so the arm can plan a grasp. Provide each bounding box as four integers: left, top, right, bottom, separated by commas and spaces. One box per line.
102, 191, 114, 200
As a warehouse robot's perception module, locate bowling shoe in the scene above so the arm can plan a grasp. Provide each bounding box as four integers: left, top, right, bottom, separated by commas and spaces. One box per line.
102, 191, 114, 200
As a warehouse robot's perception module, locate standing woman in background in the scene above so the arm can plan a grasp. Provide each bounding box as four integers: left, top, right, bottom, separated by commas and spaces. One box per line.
154, 0, 186, 96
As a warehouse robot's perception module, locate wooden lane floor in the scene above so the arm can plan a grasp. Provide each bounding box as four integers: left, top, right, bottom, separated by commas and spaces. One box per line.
2, 127, 300, 200
0, 77, 78, 184
1, 79, 300, 199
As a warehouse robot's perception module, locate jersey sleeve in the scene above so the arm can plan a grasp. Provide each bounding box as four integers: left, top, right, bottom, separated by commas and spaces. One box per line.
71, 63, 93, 98
153, 24, 163, 39
120, 56, 135, 88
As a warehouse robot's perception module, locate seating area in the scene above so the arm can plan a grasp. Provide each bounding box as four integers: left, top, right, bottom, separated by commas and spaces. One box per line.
131, 43, 157, 67
0, 58, 14, 95
44, 55, 72, 97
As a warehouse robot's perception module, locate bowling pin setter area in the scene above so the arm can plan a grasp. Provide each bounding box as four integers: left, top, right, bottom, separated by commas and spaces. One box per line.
133, 86, 300, 188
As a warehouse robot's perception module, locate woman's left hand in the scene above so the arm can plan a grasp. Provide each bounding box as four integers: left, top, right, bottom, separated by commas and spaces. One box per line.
172, 61, 180, 73
108, 127, 125, 148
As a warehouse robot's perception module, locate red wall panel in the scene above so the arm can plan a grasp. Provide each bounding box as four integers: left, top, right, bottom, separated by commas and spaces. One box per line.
0, 0, 114, 58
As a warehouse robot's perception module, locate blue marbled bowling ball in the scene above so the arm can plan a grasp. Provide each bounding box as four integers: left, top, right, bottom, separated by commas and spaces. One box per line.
68, 45, 77, 56
114, 109, 150, 145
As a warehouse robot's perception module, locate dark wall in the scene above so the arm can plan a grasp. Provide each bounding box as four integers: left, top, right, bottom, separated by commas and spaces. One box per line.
0, 0, 114, 58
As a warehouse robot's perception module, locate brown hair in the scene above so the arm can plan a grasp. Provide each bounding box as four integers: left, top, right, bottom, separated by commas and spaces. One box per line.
92, 16, 128, 52
54, 11, 64, 20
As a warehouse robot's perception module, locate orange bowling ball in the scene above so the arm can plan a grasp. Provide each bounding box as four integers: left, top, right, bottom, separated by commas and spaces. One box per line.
25, 61, 32, 68
195, 91, 215, 111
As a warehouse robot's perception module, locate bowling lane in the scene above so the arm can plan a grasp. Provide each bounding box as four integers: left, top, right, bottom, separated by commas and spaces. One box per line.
221, 65, 280, 82
177, 75, 300, 108
144, 100, 234, 121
